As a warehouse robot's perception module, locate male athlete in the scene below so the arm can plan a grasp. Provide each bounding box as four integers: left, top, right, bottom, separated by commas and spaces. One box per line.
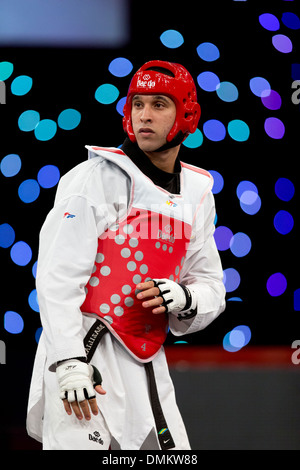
27, 60, 226, 450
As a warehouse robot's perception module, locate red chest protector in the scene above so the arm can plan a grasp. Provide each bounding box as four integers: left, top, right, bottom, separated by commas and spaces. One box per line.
81, 146, 212, 362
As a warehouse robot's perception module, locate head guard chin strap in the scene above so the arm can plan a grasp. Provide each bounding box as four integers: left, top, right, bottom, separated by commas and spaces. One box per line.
122, 60, 201, 152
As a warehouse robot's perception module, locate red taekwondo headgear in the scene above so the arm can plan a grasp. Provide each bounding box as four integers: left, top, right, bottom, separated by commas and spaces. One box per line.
123, 60, 201, 149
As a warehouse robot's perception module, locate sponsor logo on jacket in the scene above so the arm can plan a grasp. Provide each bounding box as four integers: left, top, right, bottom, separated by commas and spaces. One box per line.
158, 224, 175, 244
88, 431, 104, 445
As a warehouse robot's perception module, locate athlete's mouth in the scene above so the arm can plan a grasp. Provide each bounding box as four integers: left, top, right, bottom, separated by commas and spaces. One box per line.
139, 127, 154, 134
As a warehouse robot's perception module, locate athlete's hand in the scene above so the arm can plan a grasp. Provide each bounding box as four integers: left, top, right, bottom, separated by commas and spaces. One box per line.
136, 280, 166, 314
56, 359, 106, 421
136, 279, 189, 314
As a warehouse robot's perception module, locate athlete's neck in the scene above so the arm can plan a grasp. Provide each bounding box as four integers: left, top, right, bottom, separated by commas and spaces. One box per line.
121, 138, 181, 194
143, 145, 181, 173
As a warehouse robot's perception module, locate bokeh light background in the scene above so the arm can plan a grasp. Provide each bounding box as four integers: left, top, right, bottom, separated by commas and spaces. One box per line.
0, 0, 299, 362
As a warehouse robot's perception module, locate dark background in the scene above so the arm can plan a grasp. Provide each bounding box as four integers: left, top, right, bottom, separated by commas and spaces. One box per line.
0, 0, 299, 450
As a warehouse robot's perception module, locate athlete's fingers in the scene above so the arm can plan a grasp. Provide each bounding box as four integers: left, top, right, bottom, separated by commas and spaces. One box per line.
136, 286, 160, 300
62, 385, 106, 420
141, 296, 163, 308
151, 305, 167, 315
136, 282, 166, 313
95, 384, 106, 395
62, 398, 72, 416
136, 281, 156, 292
88, 397, 99, 416
78, 399, 92, 421
137, 294, 166, 314
144, 299, 166, 313
70, 400, 84, 420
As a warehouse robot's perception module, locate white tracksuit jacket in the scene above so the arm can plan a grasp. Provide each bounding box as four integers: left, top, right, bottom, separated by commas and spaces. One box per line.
26, 146, 226, 450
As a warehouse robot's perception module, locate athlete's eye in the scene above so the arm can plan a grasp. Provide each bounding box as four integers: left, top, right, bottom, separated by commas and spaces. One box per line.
133, 101, 143, 109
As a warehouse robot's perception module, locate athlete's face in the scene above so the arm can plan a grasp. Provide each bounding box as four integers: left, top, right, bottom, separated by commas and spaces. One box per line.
131, 94, 176, 152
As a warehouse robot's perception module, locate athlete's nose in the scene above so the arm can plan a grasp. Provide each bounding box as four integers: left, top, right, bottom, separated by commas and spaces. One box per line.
140, 104, 153, 123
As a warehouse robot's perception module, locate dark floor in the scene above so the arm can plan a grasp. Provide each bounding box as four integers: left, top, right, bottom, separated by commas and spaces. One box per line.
170, 366, 300, 450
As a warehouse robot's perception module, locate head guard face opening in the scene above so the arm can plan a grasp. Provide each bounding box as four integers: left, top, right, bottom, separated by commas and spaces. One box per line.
122, 60, 201, 146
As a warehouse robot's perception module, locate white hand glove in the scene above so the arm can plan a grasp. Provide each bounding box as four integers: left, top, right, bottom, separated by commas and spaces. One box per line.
152, 278, 193, 313
56, 359, 101, 403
